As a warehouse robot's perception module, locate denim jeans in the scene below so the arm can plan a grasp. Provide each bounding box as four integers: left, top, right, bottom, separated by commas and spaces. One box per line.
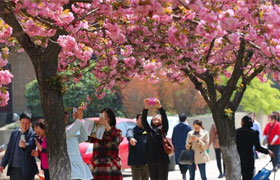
189, 163, 207, 180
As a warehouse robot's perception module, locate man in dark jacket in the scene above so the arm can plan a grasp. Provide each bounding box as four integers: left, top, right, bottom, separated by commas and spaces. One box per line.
236, 115, 273, 180
127, 113, 149, 180
172, 113, 192, 180
0, 112, 38, 180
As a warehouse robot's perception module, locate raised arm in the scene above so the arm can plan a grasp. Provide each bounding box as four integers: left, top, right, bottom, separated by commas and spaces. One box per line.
142, 108, 152, 133
159, 108, 168, 133
66, 120, 82, 139
78, 120, 88, 143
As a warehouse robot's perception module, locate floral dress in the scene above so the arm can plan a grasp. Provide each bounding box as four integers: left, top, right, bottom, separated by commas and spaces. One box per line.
89, 126, 123, 180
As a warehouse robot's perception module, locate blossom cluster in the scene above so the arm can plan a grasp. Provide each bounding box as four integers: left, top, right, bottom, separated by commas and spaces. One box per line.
1, 0, 280, 105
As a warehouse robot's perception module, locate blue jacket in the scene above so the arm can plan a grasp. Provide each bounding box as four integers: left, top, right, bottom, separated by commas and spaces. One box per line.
126, 126, 147, 166
0, 128, 38, 177
172, 122, 192, 164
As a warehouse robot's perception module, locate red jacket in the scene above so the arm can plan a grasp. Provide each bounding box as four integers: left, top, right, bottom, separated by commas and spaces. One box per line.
263, 121, 280, 145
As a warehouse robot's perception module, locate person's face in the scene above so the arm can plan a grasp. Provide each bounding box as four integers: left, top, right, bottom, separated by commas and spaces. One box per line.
193, 124, 201, 132
152, 115, 162, 126
34, 126, 40, 136
249, 115, 255, 122
269, 116, 275, 124
20, 118, 32, 133
37, 127, 45, 137
103, 111, 110, 123
136, 115, 143, 128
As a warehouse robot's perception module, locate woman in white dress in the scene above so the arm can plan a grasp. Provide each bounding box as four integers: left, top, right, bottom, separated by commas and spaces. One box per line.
65, 108, 93, 180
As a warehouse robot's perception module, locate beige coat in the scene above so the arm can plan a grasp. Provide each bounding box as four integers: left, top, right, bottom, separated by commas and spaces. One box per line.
209, 123, 220, 149
186, 129, 210, 164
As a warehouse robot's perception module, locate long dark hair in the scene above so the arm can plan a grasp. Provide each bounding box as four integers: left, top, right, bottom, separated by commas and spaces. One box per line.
193, 119, 204, 129
101, 108, 116, 127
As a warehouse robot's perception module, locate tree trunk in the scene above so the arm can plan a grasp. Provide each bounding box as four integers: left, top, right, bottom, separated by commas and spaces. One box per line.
213, 111, 241, 180
31, 53, 71, 179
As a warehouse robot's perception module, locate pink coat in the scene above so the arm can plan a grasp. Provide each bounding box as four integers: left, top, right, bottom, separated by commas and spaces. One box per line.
209, 123, 220, 149
38, 137, 48, 170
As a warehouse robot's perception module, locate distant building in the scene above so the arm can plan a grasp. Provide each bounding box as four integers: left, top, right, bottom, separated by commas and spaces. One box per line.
0, 50, 36, 126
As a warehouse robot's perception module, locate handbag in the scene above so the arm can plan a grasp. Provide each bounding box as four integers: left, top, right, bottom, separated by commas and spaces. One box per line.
178, 148, 194, 165
161, 128, 174, 155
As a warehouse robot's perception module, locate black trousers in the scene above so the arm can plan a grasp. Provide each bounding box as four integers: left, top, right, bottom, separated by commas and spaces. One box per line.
43, 169, 50, 180
178, 163, 188, 175
240, 157, 254, 180
148, 163, 169, 180
10, 167, 35, 180
214, 148, 225, 174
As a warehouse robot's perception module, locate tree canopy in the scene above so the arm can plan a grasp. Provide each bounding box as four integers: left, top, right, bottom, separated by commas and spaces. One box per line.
1, 0, 280, 106
240, 78, 280, 114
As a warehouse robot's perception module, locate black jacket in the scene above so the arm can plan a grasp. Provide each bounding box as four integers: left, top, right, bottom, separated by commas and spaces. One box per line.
141, 108, 170, 164
236, 127, 269, 160
127, 126, 147, 166
1, 128, 39, 177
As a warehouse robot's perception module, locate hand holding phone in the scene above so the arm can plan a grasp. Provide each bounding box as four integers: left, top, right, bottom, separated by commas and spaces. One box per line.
147, 98, 157, 105
20, 134, 26, 142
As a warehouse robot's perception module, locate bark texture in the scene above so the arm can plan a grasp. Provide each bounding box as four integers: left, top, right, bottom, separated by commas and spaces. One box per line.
0, 2, 71, 179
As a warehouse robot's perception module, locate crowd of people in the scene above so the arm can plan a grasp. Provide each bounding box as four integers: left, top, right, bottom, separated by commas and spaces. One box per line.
0, 98, 279, 180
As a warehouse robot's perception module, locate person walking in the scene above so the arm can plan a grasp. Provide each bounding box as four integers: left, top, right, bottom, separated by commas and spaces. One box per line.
171, 113, 192, 180
0, 112, 38, 180
186, 120, 209, 180
31, 119, 49, 180
126, 113, 149, 180
249, 112, 261, 159
236, 115, 273, 180
209, 123, 225, 178
263, 112, 280, 170
88, 108, 123, 180
142, 98, 170, 180
65, 108, 93, 180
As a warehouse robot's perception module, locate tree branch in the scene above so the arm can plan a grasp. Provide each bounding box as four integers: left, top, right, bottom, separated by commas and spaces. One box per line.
181, 67, 211, 108
72, 8, 99, 23
0, 1, 40, 60
218, 39, 246, 107
205, 38, 215, 62
231, 65, 264, 110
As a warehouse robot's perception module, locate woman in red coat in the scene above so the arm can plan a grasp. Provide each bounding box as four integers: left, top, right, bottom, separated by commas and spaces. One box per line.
88, 108, 123, 180
263, 112, 280, 169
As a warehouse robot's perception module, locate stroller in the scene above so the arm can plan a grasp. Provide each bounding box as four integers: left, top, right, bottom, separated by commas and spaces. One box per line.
252, 160, 276, 180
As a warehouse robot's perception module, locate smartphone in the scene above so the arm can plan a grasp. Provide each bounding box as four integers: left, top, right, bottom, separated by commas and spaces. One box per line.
99, 113, 105, 119
20, 134, 26, 142
73, 107, 77, 114
147, 98, 157, 105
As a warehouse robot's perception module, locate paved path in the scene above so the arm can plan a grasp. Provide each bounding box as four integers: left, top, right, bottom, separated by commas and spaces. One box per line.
0, 155, 279, 179
123, 157, 279, 180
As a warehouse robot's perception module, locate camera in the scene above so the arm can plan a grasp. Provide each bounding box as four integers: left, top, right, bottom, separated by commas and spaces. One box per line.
147, 98, 157, 105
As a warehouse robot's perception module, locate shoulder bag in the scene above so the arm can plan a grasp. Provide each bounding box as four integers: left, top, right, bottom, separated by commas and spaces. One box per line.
161, 128, 174, 155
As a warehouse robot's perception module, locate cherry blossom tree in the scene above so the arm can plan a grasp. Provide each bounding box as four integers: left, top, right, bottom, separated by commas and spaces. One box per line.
1, 0, 280, 179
